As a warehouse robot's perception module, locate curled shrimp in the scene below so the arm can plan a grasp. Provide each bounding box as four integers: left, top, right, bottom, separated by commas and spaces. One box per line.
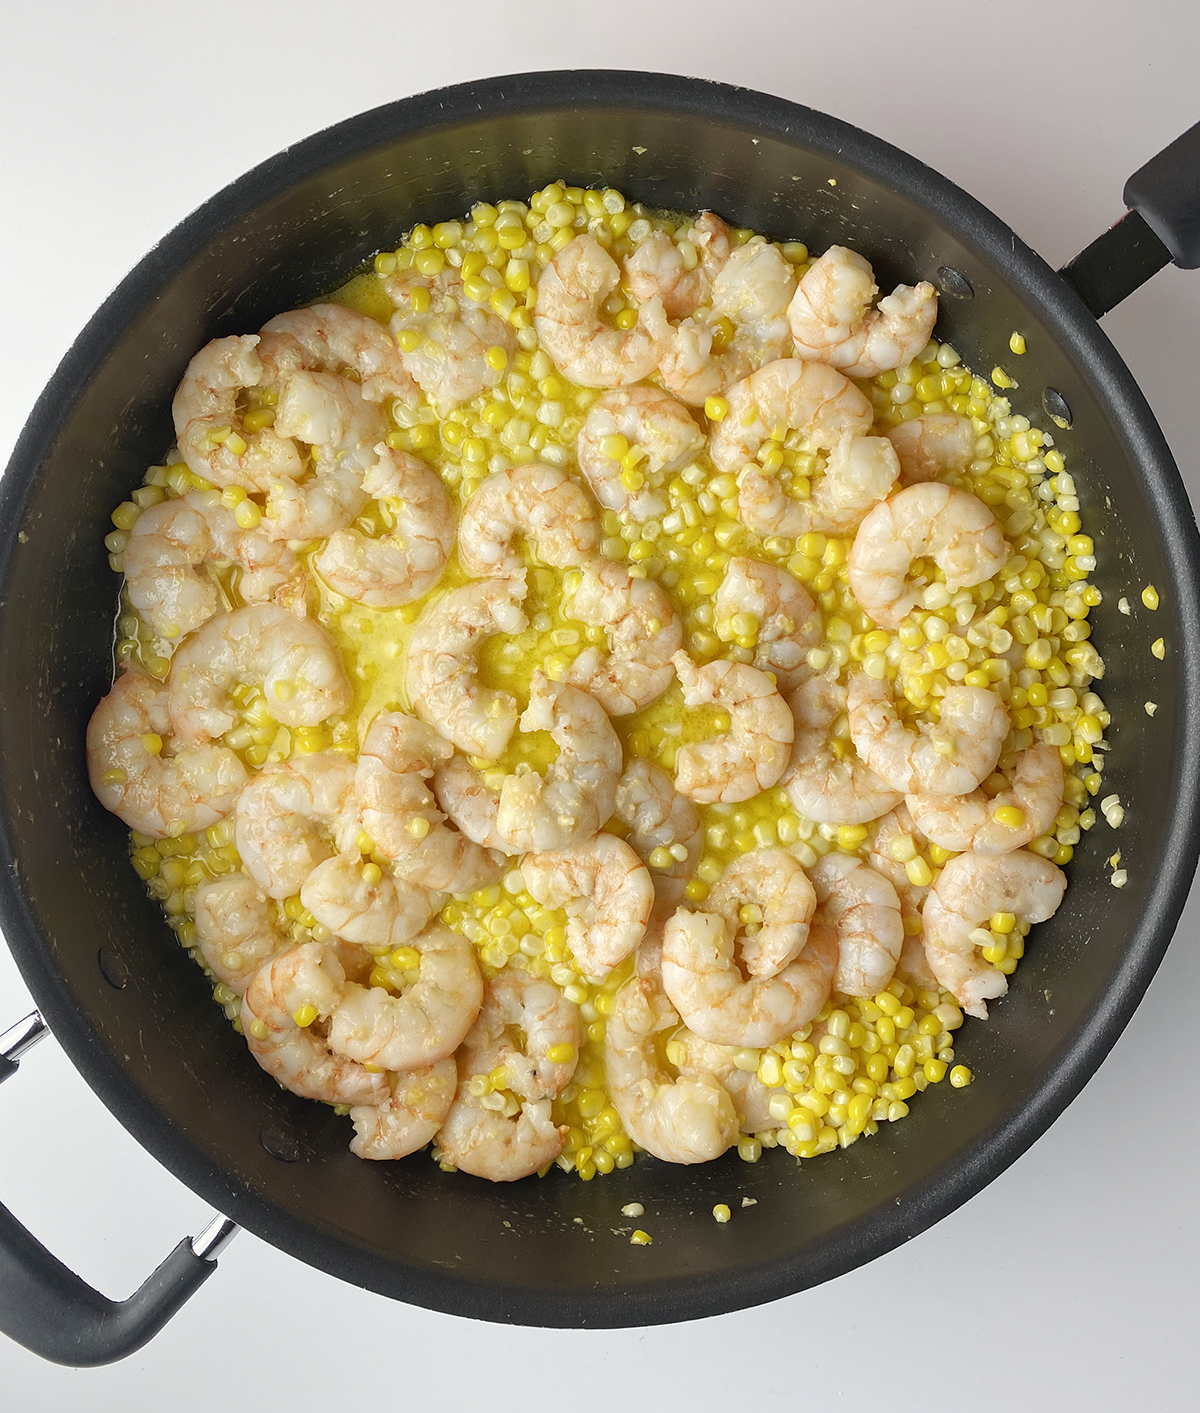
457, 464, 600, 579
576, 386, 705, 523
436, 1073, 565, 1182
457, 970, 581, 1101
259, 303, 417, 404
661, 906, 837, 1048
167, 603, 351, 748
405, 575, 529, 758
431, 752, 509, 852
491, 671, 622, 853
194, 876, 289, 994
707, 847, 817, 980
848, 675, 1009, 796
907, 743, 1064, 854
923, 850, 1066, 1018
780, 671, 902, 826
604, 976, 739, 1164
386, 266, 517, 408
561, 558, 682, 714
522, 833, 654, 977
623, 211, 732, 319
887, 415, 976, 486
349, 1059, 458, 1161
314, 448, 455, 608
809, 852, 903, 997
713, 557, 822, 691
235, 752, 359, 899
670, 652, 794, 804
87, 667, 247, 837
240, 942, 390, 1105
670, 1029, 778, 1134
708, 359, 873, 475
737, 431, 900, 539
534, 234, 671, 387
848, 483, 1007, 630
786, 245, 938, 379
355, 712, 505, 892
613, 759, 701, 919
123, 489, 301, 640
299, 851, 442, 948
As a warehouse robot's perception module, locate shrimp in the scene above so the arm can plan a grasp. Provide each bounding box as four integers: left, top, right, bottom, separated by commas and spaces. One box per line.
848, 483, 1007, 630
299, 851, 443, 948
713, 557, 822, 691
670, 1029, 778, 1134
455, 970, 581, 1101
260, 303, 417, 404
240, 942, 390, 1105
809, 852, 903, 997
613, 759, 701, 919
623, 211, 732, 319
457, 464, 600, 579
123, 489, 301, 640
87, 667, 247, 837
887, 415, 976, 486
431, 752, 510, 852
923, 849, 1066, 1018
348, 1059, 458, 1161
709, 359, 872, 476
492, 671, 623, 852
522, 834, 654, 977
355, 712, 505, 893
405, 576, 528, 758
661, 906, 837, 1048
786, 245, 938, 379
435, 1072, 566, 1182
737, 431, 900, 539
193, 876, 289, 994
707, 847, 817, 979
670, 653, 794, 803
780, 672, 902, 825
325, 923, 483, 1069
604, 976, 739, 1164
167, 604, 351, 748
848, 674, 1009, 796
575, 387, 705, 523
561, 558, 683, 714
233, 753, 359, 898
907, 743, 1064, 854
314, 448, 455, 609
534, 234, 671, 387
868, 803, 935, 988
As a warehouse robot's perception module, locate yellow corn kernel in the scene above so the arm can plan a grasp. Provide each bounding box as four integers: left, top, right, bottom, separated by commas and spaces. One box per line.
949, 1065, 973, 1088
390, 947, 420, 971
234, 499, 262, 529
992, 805, 1026, 830
408, 816, 431, 840
905, 856, 933, 887
243, 407, 275, 432
361, 862, 383, 886
1142, 584, 1159, 610
1151, 637, 1165, 659
292, 1003, 318, 1028
547, 1043, 577, 1065
991, 911, 1016, 934
704, 396, 729, 422
1009, 331, 1026, 355
630, 1230, 653, 1246
140, 732, 163, 756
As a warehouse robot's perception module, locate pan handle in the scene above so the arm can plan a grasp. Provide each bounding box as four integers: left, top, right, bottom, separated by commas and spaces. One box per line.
1060, 120, 1200, 317
0, 1011, 238, 1367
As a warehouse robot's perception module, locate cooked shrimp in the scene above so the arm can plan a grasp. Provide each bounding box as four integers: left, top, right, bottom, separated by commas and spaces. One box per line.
561, 558, 682, 714
707, 847, 817, 979
670, 653, 794, 803
710, 359, 873, 474
492, 671, 622, 852
522, 834, 654, 977
713, 557, 822, 691
124, 489, 300, 640
405, 576, 528, 758
738, 431, 900, 539
299, 851, 442, 948
613, 759, 701, 918
435, 1072, 566, 1182
235, 752, 359, 899
623, 211, 732, 319
325, 923, 482, 1069
923, 850, 1066, 1018
457, 464, 600, 578
534, 234, 671, 387
786, 245, 938, 379
386, 266, 517, 408
260, 303, 416, 404
848, 675, 1009, 796
355, 712, 505, 892
868, 802, 932, 934
167, 603, 351, 748
907, 743, 1064, 854
887, 415, 976, 486
240, 942, 389, 1105
348, 1059, 458, 1160
848, 483, 1006, 630
809, 852, 903, 997
431, 752, 509, 852
87, 667, 247, 837
671, 1029, 778, 1134
456, 970, 581, 1101
604, 977, 739, 1164
661, 907, 837, 1047
576, 387, 705, 523
780, 672, 902, 825
194, 876, 289, 994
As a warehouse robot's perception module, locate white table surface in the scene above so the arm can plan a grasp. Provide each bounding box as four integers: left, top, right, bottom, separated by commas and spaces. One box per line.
2, 1, 1199, 1405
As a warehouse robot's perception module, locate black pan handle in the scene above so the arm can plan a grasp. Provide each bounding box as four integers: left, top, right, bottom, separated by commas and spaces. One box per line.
0, 1011, 238, 1367
1060, 120, 1200, 317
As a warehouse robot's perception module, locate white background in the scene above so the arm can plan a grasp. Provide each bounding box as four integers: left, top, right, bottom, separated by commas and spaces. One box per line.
2, 2, 1199, 1406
